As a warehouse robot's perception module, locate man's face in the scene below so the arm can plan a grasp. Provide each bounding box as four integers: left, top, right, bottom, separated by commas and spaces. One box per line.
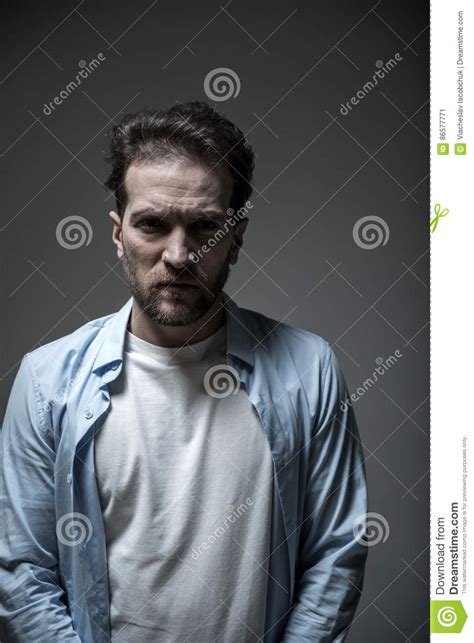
109, 156, 247, 326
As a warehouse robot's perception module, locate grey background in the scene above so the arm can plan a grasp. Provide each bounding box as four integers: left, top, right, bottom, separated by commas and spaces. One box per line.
1, 0, 429, 641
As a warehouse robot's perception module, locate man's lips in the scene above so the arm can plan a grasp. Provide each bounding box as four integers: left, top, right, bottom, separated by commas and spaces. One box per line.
156, 282, 197, 288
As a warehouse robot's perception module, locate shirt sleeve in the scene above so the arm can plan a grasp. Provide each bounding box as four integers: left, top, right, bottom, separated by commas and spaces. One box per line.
0, 355, 81, 642
281, 345, 369, 642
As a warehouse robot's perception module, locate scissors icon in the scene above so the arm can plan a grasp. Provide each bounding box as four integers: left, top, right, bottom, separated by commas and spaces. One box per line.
430, 203, 449, 233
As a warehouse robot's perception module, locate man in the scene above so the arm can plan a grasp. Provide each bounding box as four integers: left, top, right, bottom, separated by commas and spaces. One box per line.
0, 101, 369, 642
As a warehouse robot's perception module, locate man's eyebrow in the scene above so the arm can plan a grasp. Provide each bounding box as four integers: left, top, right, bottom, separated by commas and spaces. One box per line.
129, 208, 166, 220
129, 208, 227, 221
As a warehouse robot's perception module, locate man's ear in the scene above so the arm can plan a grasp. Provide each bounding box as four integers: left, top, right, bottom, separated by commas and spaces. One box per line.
109, 210, 124, 259
230, 218, 249, 265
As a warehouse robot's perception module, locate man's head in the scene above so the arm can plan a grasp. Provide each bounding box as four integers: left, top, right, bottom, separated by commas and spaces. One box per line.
104, 101, 255, 327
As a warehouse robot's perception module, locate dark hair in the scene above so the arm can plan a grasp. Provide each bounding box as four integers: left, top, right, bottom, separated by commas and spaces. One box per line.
104, 101, 255, 217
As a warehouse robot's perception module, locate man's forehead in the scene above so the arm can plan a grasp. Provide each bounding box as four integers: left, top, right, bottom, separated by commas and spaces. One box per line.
124, 159, 232, 199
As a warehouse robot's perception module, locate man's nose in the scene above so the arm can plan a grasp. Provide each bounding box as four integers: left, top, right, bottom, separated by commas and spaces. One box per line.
161, 227, 193, 269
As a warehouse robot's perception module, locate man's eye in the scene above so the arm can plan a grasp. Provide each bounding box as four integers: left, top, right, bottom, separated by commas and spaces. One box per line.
135, 219, 219, 233
137, 218, 165, 230
193, 220, 219, 231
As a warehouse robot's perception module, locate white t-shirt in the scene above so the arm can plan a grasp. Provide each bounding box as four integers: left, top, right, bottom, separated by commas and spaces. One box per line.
93, 321, 274, 642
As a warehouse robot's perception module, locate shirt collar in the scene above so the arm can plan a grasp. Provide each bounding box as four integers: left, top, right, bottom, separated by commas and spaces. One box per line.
92, 290, 255, 374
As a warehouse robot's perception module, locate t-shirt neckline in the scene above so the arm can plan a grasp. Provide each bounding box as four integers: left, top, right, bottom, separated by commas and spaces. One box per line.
125, 322, 227, 364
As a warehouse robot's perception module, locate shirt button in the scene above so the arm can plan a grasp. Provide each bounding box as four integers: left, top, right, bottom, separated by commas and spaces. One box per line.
66, 474, 72, 484
84, 409, 93, 419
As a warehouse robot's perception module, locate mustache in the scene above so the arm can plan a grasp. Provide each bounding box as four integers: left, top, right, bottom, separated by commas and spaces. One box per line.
119, 252, 210, 289
153, 273, 208, 288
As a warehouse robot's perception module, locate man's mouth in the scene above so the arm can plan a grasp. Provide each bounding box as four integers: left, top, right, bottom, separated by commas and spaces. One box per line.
156, 282, 197, 288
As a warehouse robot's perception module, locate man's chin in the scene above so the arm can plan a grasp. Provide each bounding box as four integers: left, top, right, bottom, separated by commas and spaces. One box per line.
145, 291, 214, 327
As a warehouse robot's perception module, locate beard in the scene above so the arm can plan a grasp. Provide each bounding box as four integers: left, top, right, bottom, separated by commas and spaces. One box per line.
120, 245, 232, 327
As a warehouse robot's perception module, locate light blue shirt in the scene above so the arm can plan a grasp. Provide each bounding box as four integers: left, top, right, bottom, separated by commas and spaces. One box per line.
0, 291, 368, 642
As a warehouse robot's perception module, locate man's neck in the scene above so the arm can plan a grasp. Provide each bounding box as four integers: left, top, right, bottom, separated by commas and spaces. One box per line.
128, 292, 226, 348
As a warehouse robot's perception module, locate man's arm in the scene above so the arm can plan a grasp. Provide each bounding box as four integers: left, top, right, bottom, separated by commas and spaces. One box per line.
0, 355, 81, 642
282, 346, 369, 642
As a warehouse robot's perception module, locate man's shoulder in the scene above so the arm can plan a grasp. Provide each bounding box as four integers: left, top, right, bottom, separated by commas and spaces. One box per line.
24, 308, 117, 379
239, 303, 333, 369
